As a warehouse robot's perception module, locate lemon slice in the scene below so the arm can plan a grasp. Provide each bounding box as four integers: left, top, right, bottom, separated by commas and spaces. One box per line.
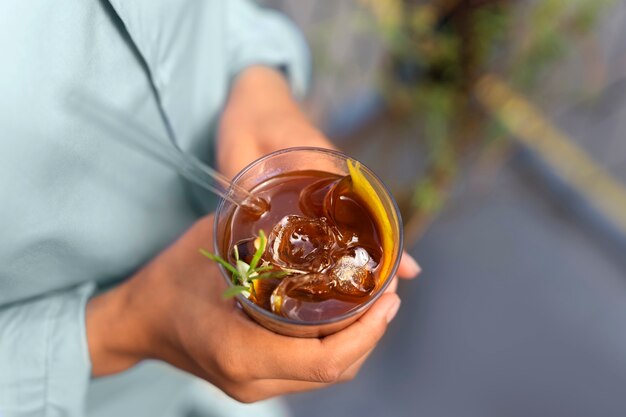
347, 159, 394, 283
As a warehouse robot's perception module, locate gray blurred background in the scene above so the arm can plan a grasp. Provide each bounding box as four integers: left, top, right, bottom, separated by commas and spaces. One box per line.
261, 1, 626, 416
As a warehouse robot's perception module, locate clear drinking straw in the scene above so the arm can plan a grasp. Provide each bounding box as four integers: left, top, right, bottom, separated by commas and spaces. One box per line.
70, 93, 268, 216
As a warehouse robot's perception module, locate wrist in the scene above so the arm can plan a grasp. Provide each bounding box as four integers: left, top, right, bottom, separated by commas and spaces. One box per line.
86, 280, 156, 376
218, 65, 336, 177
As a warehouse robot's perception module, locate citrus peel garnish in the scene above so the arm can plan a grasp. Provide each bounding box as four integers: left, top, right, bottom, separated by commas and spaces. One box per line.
347, 159, 395, 283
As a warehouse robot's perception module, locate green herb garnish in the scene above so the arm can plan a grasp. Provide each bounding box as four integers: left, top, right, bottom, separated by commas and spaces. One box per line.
200, 230, 287, 299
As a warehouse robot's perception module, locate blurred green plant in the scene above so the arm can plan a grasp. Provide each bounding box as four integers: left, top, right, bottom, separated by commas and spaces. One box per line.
357, 0, 612, 242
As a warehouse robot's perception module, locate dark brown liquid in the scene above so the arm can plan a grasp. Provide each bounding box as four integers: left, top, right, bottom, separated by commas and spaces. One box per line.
221, 170, 383, 322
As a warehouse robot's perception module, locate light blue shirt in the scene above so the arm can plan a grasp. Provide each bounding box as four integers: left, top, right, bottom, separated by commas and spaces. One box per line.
0, 1, 308, 416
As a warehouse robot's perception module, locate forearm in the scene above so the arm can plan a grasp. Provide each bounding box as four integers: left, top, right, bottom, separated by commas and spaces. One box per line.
86, 283, 149, 377
217, 65, 334, 179
224, 66, 305, 127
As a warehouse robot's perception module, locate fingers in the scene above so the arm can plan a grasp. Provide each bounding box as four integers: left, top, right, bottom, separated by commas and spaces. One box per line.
336, 345, 375, 382
241, 293, 400, 383
316, 293, 400, 380
187, 214, 406, 390
226, 378, 328, 403
225, 347, 376, 403
385, 277, 398, 294
397, 251, 421, 279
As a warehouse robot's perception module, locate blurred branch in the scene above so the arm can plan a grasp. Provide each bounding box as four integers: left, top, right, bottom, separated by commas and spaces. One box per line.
359, 0, 615, 243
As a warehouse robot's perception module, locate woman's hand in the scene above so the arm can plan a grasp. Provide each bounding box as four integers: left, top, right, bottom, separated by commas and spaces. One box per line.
86, 215, 417, 402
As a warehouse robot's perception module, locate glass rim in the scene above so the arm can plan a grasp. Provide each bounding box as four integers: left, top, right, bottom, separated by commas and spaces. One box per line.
213, 146, 404, 327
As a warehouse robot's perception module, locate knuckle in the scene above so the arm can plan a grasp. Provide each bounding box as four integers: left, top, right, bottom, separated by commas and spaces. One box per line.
224, 386, 265, 404
230, 390, 260, 404
215, 351, 246, 383
312, 362, 342, 384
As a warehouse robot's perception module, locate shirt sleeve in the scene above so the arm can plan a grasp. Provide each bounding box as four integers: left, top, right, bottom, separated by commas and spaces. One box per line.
0, 283, 95, 417
225, 0, 311, 99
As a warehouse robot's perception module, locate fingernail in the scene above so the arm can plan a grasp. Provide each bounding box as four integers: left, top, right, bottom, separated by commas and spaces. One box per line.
386, 299, 401, 323
405, 254, 422, 277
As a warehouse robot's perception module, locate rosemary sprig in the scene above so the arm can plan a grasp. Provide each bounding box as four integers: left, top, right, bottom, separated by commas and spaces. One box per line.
200, 230, 287, 299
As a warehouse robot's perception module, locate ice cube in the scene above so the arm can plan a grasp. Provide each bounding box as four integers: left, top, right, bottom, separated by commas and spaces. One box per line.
322, 176, 379, 247
271, 273, 335, 317
298, 178, 337, 218
267, 215, 334, 272
329, 247, 377, 296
